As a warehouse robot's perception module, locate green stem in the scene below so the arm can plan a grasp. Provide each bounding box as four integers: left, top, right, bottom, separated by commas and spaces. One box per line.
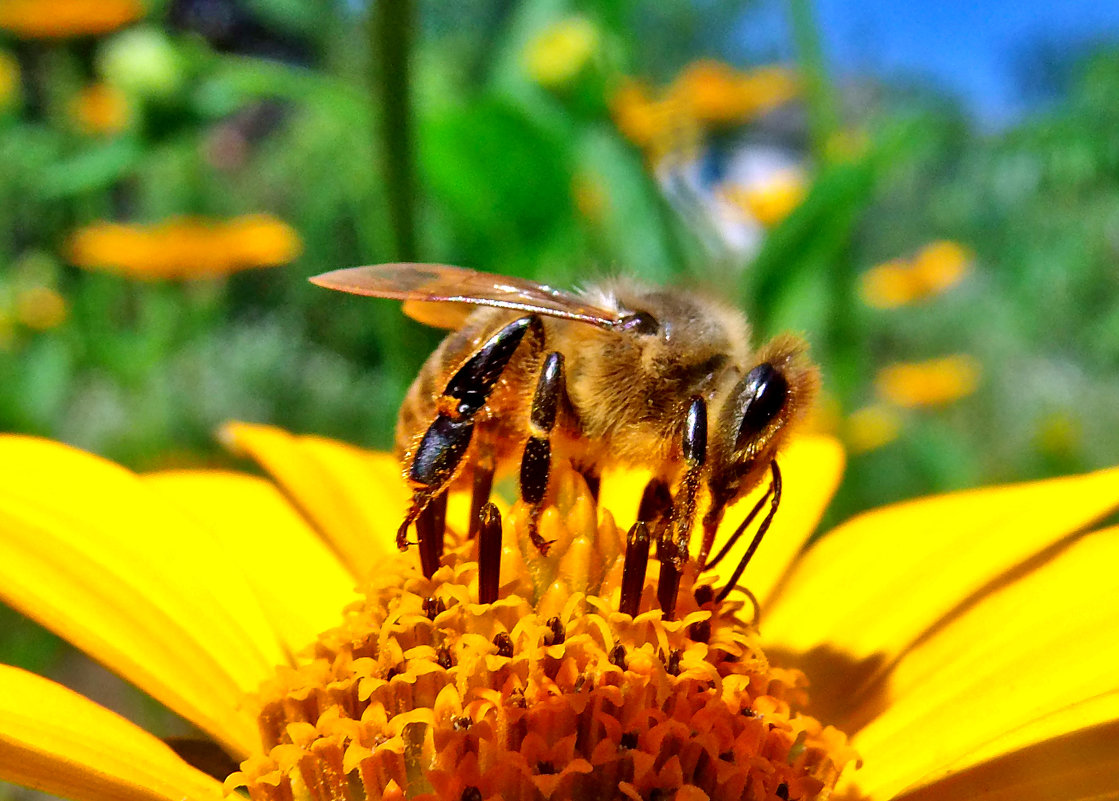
786, 0, 840, 162
369, 0, 418, 261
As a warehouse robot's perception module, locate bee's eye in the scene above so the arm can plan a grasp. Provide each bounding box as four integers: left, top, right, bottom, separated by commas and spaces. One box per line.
735, 362, 788, 449
618, 311, 659, 335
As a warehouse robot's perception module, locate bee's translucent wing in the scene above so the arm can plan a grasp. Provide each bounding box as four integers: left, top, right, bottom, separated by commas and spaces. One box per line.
310, 263, 625, 329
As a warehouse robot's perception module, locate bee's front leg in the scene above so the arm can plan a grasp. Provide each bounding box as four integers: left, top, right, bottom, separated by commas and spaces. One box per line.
519, 350, 566, 554
399, 315, 541, 574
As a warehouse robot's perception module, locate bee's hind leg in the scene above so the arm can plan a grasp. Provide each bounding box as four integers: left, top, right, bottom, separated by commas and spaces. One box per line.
519, 351, 566, 555
399, 315, 540, 564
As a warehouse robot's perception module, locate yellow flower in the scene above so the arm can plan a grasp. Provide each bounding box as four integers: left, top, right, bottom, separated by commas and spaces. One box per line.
860, 241, 972, 309
70, 82, 131, 135
14, 285, 68, 330
66, 214, 303, 280
876, 356, 981, 409
0, 424, 1117, 800
522, 16, 599, 89
0, 0, 143, 38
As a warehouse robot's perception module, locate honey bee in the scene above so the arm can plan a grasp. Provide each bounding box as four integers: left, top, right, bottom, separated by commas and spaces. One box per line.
312, 263, 817, 598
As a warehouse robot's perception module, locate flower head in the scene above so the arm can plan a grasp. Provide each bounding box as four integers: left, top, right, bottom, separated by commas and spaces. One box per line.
66, 214, 303, 280
0, 425, 1117, 801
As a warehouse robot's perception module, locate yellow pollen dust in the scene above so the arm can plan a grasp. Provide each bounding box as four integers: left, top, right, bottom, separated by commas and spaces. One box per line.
230, 468, 856, 801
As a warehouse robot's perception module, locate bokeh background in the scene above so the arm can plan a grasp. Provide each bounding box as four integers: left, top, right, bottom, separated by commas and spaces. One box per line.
2, 0, 1119, 788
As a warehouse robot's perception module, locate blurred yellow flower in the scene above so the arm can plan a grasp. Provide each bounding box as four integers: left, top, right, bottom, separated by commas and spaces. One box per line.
0, 0, 143, 38
14, 286, 68, 330
876, 355, 981, 409
723, 167, 808, 227
70, 82, 131, 135
845, 403, 903, 454
522, 16, 599, 89
0, 50, 19, 108
67, 214, 303, 280
860, 240, 973, 309
1, 427, 1118, 801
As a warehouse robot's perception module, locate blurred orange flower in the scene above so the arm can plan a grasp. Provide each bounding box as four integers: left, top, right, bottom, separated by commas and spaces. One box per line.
67, 215, 303, 280
0, 0, 143, 38
860, 240, 973, 309
875, 356, 981, 409
70, 83, 131, 135
670, 61, 799, 125
611, 61, 799, 158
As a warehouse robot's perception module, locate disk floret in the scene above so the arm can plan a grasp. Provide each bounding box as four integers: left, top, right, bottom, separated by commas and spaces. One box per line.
230, 470, 856, 801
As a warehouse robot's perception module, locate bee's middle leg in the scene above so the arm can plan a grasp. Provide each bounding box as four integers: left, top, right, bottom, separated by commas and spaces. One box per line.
398, 315, 540, 554
519, 350, 566, 554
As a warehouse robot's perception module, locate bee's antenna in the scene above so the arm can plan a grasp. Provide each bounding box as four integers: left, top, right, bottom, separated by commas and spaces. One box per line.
715, 460, 782, 603
704, 483, 776, 570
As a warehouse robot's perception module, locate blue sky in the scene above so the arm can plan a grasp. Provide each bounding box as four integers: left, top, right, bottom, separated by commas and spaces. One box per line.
739, 0, 1119, 125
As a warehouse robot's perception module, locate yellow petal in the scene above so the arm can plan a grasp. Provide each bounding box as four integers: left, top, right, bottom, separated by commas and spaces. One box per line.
888, 698, 1119, 801
600, 435, 845, 605
0, 436, 282, 755
763, 465, 1119, 665
221, 423, 405, 578
840, 527, 1119, 799
142, 470, 360, 656
0, 664, 223, 801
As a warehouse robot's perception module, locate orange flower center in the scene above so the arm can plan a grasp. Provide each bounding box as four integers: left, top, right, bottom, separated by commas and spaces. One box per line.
230, 469, 856, 801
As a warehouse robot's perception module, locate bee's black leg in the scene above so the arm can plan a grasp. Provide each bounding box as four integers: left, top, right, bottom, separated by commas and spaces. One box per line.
398, 315, 540, 551
520, 351, 565, 554
667, 396, 707, 569
715, 460, 781, 602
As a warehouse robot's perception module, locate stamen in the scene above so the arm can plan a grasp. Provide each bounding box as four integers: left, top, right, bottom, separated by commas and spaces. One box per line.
619, 521, 650, 616
416, 491, 448, 578
476, 502, 502, 604
656, 530, 683, 619
543, 616, 565, 646
492, 631, 513, 658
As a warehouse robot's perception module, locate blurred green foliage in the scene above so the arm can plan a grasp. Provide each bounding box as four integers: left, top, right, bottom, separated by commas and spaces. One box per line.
1, 0, 1119, 708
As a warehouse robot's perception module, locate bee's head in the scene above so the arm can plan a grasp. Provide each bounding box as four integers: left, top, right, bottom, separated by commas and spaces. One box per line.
709, 334, 818, 506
